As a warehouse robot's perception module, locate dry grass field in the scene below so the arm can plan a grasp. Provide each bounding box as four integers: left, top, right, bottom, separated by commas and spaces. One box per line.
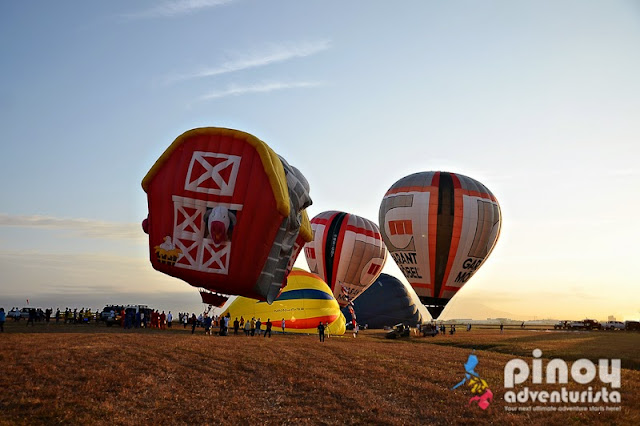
1, 322, 638, 425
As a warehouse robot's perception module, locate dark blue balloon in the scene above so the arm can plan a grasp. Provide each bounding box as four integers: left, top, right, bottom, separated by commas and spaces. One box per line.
341, 273, 423, 329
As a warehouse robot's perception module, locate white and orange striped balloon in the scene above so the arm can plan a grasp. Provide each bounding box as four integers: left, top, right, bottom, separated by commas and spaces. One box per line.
379, 171, 501, 319
304, 211, 387, 307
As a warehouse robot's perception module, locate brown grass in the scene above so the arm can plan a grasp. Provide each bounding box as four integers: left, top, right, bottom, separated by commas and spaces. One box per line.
0, 322, 638, 425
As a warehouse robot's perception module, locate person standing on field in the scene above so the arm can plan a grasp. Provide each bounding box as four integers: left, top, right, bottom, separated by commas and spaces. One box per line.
27, 308, 36, 326
224, 313, 231, 336
191, 313, 197, 334
317, 321, 325, 342
0, 307, 5, 332
160, 311, 167, 330
281, 318, 286, 334
264, 319, 272, 338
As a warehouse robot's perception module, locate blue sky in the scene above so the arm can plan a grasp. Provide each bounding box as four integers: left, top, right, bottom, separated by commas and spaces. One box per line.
1, 0, 639, 320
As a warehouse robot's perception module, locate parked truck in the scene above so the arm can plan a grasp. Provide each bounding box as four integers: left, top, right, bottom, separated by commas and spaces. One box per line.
602, 321, 625, 330
554, 320, 571, 330
569, 319, 602, 330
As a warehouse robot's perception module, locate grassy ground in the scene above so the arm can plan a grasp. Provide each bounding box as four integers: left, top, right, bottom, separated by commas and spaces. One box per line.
0, 321, 638, 425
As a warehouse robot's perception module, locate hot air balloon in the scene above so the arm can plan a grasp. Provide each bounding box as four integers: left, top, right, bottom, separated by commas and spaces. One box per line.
379, 172, 501, 319
221, 268, 346, 335
142, 127, 313, 303
304, 211, 387, 307
341, 273, 424, 329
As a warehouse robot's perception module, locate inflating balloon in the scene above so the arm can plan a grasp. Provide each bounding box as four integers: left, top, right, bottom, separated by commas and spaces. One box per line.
221, 268, 346, 335
341, 273, 424, 329
304, 210, 387, 307
142, 127, 313, 303
379, 171, 501, 319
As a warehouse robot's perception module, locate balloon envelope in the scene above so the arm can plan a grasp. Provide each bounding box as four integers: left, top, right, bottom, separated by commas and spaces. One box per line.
304, 211, 387, 307
222, 268, 346, 335
379, 171, 501, 319
142, 127, 312, 302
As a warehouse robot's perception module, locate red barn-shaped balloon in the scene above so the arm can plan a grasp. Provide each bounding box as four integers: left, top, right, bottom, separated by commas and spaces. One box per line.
142, 127, 312, 302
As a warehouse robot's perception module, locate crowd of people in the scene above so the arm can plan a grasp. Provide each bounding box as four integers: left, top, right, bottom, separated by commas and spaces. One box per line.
186, 312, 280, 338
4, 307, 63, 325
109, 308, 174, 329
0, 306, 177, 329
0, 305, 337, 341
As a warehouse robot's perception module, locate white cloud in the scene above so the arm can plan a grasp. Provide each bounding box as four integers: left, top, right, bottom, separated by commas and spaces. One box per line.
0, 213, 141, 241
198, 81, 323, 100
122, 0, 233, 20
166, 40, 331, 83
